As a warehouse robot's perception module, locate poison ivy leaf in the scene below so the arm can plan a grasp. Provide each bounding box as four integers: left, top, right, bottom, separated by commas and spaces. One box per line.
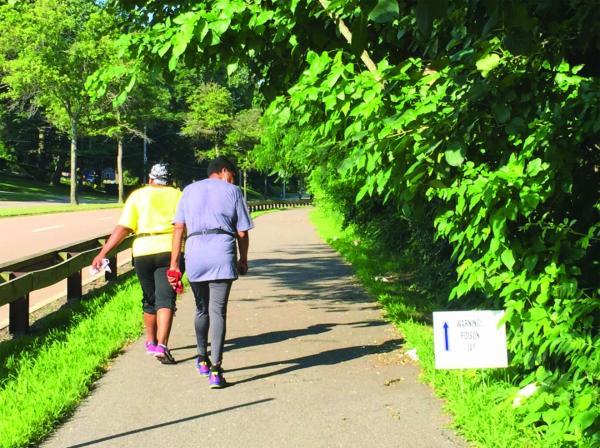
227, 61, 238, 77
476, 53, 501, 77
526, 158, 543, 176
572, 409, 598, 432
444, 141, 465, 167
501, 248, 515, 270
575, 394, 593, 412
368, 0, 399, 24
492, 102, 510, 123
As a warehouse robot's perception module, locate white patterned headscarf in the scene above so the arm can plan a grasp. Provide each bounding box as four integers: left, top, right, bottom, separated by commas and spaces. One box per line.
149, 163, 170, 185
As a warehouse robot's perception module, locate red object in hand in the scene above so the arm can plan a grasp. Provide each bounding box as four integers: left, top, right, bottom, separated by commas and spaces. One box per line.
166, 269, 184, 294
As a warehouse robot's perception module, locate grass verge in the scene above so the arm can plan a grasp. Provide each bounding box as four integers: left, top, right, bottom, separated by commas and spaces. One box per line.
310, 206, 549, 448
0, 202, 122, 218
0, 175, 115, 202
0, 275, 143, 448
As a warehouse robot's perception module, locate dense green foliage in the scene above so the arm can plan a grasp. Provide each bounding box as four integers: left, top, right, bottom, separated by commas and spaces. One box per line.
181, 82, 235, 158
103, 0, 599, 444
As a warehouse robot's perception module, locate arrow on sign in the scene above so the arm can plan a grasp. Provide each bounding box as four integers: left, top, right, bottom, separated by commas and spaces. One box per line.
443, 322, 449, 351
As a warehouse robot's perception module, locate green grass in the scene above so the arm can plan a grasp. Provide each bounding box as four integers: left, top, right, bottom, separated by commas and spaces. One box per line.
0, 174, 120, 218
251, 207, 291, 220
0, 175, 120, 218
0, 276, 143, 448
0, 202, 122, 218
0, 175, 115, 202
310, 206, 548, 448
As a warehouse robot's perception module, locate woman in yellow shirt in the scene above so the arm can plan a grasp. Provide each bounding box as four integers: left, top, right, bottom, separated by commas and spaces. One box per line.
92, 163, 182, 364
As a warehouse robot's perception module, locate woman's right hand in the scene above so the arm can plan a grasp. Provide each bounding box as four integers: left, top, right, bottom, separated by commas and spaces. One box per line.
91, 255, 105, 270
166, 268, 183, 292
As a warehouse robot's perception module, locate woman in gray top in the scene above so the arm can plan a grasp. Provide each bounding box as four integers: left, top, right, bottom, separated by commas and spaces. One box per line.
169, 156, 253, 388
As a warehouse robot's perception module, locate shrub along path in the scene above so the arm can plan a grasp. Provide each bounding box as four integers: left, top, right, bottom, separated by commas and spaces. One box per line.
41, 208, 466, 448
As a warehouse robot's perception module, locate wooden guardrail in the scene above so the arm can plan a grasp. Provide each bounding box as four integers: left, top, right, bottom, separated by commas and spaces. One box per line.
0, 198, 311, 336
0, 234, 133, 336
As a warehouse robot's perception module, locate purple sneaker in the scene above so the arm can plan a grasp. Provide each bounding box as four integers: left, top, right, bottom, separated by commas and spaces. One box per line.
195, 357, 211, 376
154, 344, 176, 364
145, 341, 157, 354
209, 369, 225, 389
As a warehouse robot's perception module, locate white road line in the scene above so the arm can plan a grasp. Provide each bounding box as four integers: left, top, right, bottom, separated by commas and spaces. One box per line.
32, 225, 64, 233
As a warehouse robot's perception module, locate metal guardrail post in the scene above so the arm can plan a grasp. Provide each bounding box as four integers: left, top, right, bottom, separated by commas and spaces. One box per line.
0, 234, 135, 333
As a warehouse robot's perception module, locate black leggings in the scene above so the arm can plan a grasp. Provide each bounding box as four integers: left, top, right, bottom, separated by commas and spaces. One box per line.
133, 252, 180, 314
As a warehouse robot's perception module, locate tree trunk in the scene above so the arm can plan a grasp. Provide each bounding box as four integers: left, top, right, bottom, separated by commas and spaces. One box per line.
117, 137, 124, 204
243, 168, 247, 200
69, 120, 78, 205
37, 127, 45, 155
143, 124, 148, 175
50, 153, 66, 187
264, 172, 268, 198
37, 126, 49, 181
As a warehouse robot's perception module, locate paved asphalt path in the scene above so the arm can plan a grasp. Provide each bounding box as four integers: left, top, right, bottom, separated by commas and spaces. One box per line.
41, 208, 466, 448
0, 209, 124, 327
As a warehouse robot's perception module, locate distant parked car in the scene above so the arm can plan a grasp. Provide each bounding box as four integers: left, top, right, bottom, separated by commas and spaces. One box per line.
82, 169, 98, 183
102, 167, 116, 183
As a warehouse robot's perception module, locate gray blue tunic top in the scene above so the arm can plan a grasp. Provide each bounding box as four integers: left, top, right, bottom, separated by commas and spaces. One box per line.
174, 178, 254, 282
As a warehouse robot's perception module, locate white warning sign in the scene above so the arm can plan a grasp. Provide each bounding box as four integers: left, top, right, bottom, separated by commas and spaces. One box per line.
433, 310, 508, 369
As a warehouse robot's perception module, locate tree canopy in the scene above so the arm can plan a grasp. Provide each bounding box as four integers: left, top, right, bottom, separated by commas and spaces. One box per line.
0, 0, 119, 203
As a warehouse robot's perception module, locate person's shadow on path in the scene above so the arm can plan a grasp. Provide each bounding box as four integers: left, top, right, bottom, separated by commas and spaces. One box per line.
246, 244, 371, 306
170, 320, 387, 363
227, 338, 404, 386
226, 320, 386, 351
63, 399, 274, 448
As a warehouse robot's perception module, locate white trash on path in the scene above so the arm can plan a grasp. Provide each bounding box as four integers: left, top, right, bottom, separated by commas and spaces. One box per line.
405, 348, 419, 361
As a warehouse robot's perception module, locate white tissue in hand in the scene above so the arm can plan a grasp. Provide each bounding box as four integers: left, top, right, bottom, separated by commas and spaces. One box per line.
90, 258, 111, 275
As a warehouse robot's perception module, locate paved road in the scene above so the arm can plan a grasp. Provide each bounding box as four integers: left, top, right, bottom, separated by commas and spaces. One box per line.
0, 209, 125, 328
41, 208, 466, 448
0, 209, 122, 264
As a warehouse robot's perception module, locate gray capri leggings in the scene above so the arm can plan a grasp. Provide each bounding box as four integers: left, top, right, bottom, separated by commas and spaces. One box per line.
190, 280, 233, 366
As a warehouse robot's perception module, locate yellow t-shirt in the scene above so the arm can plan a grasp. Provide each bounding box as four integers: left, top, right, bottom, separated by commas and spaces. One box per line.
118, 185, 182, 257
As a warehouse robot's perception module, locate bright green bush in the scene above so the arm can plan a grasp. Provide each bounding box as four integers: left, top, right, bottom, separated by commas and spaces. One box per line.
256, 3, 599, 445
